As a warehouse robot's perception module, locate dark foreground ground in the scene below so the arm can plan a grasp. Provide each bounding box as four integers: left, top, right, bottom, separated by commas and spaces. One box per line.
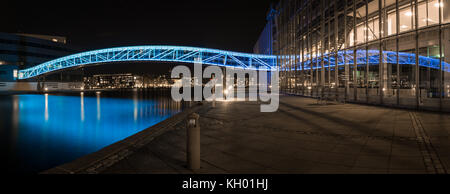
95, 95, 449, 174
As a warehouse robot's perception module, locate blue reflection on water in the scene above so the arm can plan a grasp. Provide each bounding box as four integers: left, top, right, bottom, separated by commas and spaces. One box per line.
0, 92, 181, 173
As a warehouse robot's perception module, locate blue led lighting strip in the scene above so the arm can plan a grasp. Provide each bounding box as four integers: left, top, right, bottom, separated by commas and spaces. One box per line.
18, 47, 450, 80
280, 50, 450, 72
18, 46, 277, 79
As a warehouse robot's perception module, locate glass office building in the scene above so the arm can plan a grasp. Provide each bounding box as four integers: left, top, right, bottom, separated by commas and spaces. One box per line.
255, 0, 450, 111
0, 32, 76, 82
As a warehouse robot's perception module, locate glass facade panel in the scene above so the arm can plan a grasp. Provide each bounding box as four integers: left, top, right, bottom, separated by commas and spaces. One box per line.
356, 24, 366, 44
398, 32, 417, 107
419, 27, 441, 110
368, 43, 381, 104
388, 10, 397, 35
427, 0, 440, 25
382, 37, 399, 105
399, 5, 415, 32
348, 48, 357, 101
444, 0, 450, 24
355, 45, 367, 102
443, 24, 450, 109
368, 18, 380, 41
418, 2, 427, 28
418, 0, 440, 28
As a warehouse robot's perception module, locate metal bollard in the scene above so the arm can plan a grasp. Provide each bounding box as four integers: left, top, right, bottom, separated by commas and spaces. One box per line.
186, 113, 200, 170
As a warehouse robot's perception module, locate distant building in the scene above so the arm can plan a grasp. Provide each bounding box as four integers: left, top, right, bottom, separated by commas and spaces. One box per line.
84, 74, 143, 89
0, 32, 76, 82
83, 73, 179, 89
142, 74, 175, 88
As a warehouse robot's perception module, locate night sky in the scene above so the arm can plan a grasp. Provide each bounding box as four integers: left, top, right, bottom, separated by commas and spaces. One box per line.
2, 0, 277, 53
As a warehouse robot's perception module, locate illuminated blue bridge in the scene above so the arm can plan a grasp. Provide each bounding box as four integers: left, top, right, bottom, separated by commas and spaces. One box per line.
18, 46, 450, 79
18, 46, 277, 79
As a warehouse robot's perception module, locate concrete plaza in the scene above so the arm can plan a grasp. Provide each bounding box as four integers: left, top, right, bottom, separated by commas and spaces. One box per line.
98, 96, 450, 174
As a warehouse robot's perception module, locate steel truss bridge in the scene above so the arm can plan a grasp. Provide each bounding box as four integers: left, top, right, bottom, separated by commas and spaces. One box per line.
18, 47, 450, 80
18, 46, 277, 79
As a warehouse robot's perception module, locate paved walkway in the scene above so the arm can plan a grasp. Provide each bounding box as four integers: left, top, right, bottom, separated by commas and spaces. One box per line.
102, 96, 450, 174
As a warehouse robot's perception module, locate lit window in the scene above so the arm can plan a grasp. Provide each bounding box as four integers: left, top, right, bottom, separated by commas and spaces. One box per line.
428, 0, 440, 25
418, 2, 427, 27
434, 2, 444, 8
399, 6, 415, 32
387, 11, 397, 35
417, 0, 440, 28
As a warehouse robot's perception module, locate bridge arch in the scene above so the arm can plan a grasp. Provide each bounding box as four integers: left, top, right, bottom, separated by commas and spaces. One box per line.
18, 45, 278, 79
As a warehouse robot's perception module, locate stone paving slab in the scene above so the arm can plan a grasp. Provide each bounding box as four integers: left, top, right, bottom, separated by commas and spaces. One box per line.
68, 95, 450, 174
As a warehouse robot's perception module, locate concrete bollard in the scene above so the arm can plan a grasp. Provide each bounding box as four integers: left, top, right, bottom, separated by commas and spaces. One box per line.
212, 85, 216, 108
186, 113, 200, 170
212, 75, 216, 108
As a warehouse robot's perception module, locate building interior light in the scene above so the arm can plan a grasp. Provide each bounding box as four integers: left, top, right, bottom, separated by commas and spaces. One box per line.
434, 2, 444, 7
400, 25, 409, 29
51, 38, 58, 42
404, 11, 413, 17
